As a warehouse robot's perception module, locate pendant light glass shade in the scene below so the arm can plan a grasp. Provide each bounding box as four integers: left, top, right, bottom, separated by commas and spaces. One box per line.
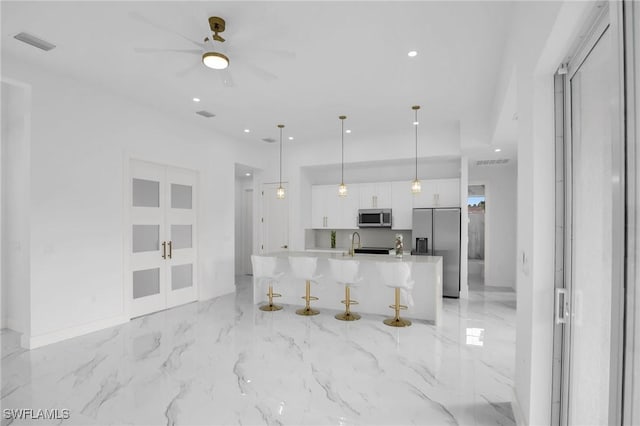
411, 105, 421, 194
411, 178, 422, 194
276, 124, 285, 199
338, 115, 348, 198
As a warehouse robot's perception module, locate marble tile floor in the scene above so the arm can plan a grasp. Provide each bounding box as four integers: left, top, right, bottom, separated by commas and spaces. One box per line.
1, 277, 516, 426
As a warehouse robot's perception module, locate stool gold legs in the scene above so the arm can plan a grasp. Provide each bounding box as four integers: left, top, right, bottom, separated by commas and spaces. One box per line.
383, 288, 411, 327
259, 283, 283, 312
335, 286, 361, 321
296, 280, 319, 316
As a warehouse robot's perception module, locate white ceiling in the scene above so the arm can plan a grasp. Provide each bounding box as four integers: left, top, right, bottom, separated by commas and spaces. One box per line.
1, 1, 515, 150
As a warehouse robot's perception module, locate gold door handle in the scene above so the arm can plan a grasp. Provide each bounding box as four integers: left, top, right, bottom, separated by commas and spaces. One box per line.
162, 241, 167, 259
168, 241, 173, 259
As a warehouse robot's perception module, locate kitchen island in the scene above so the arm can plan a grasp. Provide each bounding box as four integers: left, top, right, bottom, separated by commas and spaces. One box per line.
253, 251, 443, 324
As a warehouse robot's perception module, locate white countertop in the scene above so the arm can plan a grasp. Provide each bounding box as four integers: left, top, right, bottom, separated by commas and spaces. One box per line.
267, 250, 443, 265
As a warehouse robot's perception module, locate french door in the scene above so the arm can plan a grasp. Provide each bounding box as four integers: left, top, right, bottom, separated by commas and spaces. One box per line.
553, 4, 626, 425
129, 160, 198, 318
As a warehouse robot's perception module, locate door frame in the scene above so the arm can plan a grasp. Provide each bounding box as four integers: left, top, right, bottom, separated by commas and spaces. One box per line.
557, 3, 627, 424
124, 158, 199, 319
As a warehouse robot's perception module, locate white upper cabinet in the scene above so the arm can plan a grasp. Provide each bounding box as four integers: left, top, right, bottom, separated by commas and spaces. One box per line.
359, 182, 392, 209
413, 178, 461, 208
311, 179, 459, 230
311, 185, 327, 229
311, 184, 360, 229
391, 181, 413, 230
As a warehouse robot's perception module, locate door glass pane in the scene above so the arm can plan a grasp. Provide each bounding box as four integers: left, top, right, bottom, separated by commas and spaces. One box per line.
568, 27, 614, 425
133, 268, 160, 299
132, 225, 159, 253
171, 184, 192, 209
133, 178, 160, 207
171, 264, 193, 290
171, 225, 192, 249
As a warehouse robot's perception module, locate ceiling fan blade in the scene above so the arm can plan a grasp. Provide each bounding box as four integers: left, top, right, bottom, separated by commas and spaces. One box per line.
232, 46, 296, 60
134, 47, 202, 55
234, 58, 277, 81
176, 62, 201, 78
129, 11, 206, 49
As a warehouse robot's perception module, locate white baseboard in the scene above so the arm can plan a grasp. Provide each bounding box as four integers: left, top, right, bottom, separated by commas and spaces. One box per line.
511, 388, 527, 426
27, 315, 129, 349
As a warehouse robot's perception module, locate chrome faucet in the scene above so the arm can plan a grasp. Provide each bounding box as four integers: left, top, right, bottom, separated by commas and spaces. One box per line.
350, 231, 361, 256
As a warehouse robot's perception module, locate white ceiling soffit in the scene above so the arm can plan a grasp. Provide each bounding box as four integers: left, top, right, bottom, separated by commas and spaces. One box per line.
1, 1, 514, 147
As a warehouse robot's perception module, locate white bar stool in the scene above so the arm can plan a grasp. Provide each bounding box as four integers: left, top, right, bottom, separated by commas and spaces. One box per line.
328, 258, 363, 321
376, 261, 415, 327
288, 256, 322, 316
251, 255, 284, 312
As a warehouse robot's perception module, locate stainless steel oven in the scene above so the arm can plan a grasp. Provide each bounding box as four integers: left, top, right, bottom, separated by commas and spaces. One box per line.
357, 209, 392, 228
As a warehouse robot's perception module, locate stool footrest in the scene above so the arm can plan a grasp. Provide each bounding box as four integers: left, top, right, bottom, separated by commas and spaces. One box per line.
267, 293, 282, 298
301, 296, 319, 301
388, 304, 408, 310
341, 299, 359, 305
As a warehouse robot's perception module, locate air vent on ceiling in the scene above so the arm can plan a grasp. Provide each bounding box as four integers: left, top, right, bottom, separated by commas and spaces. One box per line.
261, 137, 276, 143
195, 110, 215, 118
476, 159, 510, 166
14, 32, 56, 51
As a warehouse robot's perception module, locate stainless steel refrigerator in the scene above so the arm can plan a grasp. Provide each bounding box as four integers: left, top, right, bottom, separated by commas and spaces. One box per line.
412, 208, 461, 298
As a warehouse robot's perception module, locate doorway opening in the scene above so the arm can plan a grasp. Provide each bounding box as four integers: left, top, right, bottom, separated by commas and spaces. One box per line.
234, 164, 255, 282
468, 184, 485, 289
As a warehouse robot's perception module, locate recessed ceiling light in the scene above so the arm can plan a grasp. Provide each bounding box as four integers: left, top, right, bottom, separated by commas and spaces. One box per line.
244, 129, 250, 133
288, 136, 294, 140
413, 121, 419, 126
408, 51, 418, 57
345, 129, 352, 134
495, 148, 502, 152
245, 172, 251, 177
192, 97, 201, 102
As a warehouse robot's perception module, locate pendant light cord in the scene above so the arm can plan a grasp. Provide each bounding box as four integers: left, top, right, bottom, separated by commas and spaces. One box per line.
341, 118, 344, 184
278, 124, 284, 186
415, 108, 418, 180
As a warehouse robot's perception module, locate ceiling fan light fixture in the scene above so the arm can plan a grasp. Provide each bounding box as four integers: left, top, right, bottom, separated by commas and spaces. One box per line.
202, 51, 229, 70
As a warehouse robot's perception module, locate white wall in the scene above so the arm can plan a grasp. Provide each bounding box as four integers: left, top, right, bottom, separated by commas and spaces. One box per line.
2, 53, 270, 348
1, 81, 31, 337
469, 163, 517, 288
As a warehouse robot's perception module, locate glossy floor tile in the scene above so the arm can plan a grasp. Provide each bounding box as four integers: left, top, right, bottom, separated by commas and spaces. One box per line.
1, 277, 516, 425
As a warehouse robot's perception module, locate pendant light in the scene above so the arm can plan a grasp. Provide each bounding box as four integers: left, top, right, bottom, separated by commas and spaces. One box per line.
411, 105, 422, 194
338, 115, 348, 197
276, 124, 286, 199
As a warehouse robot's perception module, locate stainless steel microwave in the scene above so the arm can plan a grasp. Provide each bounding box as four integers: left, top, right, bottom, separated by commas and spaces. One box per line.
358, 209, 392, 228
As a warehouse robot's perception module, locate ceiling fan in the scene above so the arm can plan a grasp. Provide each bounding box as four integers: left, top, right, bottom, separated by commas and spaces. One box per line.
131, 12, 295, 87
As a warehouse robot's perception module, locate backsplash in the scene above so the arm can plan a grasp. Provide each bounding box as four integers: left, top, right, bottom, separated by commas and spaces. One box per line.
308, 229, 412, 250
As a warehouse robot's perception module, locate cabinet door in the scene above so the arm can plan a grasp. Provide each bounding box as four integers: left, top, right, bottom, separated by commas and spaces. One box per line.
413, 179, 438, 208
375, 182, 392, 208
338, 184, 360, 229
359, 183, 376, 208
311, 185, 327, 228
436, 179, 461, 207
323, 184, 341, 229
391, 181, 413, 230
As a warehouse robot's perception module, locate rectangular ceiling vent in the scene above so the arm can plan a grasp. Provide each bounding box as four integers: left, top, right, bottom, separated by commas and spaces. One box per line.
195, 110, 215, 118
261, 138, 276, 143
476, 158, 510, 166
14, 32, 56, 51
